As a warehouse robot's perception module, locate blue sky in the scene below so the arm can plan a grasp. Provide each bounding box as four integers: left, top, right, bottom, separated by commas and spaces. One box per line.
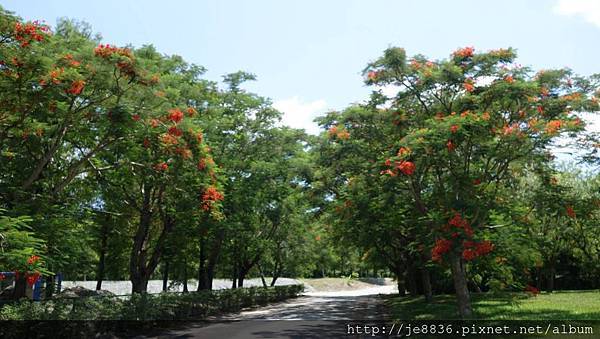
2, 0, 600, 135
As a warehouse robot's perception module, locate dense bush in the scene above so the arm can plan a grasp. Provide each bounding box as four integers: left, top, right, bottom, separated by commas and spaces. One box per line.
0, 285, 303, 320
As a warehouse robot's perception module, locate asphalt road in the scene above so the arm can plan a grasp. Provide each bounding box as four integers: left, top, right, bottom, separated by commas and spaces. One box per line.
143, 285, 396, 338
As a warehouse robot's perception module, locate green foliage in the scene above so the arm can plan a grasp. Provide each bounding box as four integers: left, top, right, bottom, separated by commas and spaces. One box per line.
0, 210, 47, 274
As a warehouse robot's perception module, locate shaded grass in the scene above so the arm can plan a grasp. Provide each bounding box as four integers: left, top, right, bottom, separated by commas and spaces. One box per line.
385, 290, 600, 320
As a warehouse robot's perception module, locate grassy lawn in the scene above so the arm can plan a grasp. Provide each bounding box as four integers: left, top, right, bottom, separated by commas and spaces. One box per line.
385, 290, 600, 320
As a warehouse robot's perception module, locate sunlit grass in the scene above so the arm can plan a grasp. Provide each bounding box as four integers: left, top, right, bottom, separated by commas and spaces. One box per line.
385, 290, 600, 320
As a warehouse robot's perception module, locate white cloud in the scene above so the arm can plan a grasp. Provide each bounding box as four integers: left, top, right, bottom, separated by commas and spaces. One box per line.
554, 0, 600, 28
273, 96, 327, 135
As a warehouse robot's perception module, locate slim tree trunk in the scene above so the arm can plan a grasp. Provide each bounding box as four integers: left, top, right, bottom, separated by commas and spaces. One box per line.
231, 261, 238, 289
45, 275, 55, 299
547, 263, 556, 293
421, 267, 433, 302
183, 262, 189, 293
197, 236, 207, 291
393, 263, 406, 296
450, 254, 472, 318
96, 220, 109, 291
162, 260, 169, 292
257, 263, 268, 288
406, 265, 418, 296
396, 277, 406, 297
536, 267, 543, 290
238, 263, 249, 288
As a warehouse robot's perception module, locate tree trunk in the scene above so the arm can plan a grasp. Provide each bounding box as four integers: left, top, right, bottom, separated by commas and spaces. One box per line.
231, 261, 238, 289
131, 275, 149, 294
547, 263, 556, 293
392, 263, 406, 296
396, 277, 406, 297
199, 230, 224, 291
129, 198, 173, 294
450, 254, 472, 318
162, 261, 169, 292
183, 262, 189, 293
12, 273, 27, 299
130, 194, 153, 294
238, 264, 249, 288
421, 267, 433, 302
197, 236, 207, 291
96, 220, 109, 291
45, 275, 55, 299
405, 265, 418, 296
257, 263, 268, 288
536, 267, 543, 290
270, 262, 281, 287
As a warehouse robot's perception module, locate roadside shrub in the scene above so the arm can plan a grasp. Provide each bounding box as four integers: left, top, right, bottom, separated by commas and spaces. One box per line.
0, 284, 304, 321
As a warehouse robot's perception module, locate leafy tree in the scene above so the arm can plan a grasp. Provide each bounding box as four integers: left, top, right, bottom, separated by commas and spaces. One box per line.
361, 46, 598, 317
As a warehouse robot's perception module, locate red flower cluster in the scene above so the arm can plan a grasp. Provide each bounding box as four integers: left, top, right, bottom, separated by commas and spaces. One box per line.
168, 126, 183, 137
525, 285, 540, 296
197, 158, 207, 170
66, 80, 85, 95
161, 134, 178, 145
396, 161, 415, 176
367, 70, 380, 81
14, 21, 49, 47
150, 119, 160, 128
201, 186, 224, 211
447, 140, 456, 152
186, 107, 197, 117
537, 105, 544, 114
48, 68, 64, 85
453, 46, 474, 58
154, 162, 168, 171
94, 44, 119, 57
328, 126, 350, 140
94, 44, 132, 59
545, 120, 562, 134
64, 54, 81, 67
450, 125, 459, 133
0, 273, 5, 281
175, 147, 192, 159
462, 240, 494, 261
168, 109, 184, 124
26, 272, 40, 287
446, 213, 474, 238
143, 138, 151, 148
132, 114, 141, 121
432, 238, 452, 263
397, 147, 411, 157
463, 79, 474, 92
566, 205, 576, 219
27, 255, 41, 265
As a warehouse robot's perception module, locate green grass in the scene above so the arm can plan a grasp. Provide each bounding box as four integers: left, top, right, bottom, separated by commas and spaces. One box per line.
385, 290, 600, 320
